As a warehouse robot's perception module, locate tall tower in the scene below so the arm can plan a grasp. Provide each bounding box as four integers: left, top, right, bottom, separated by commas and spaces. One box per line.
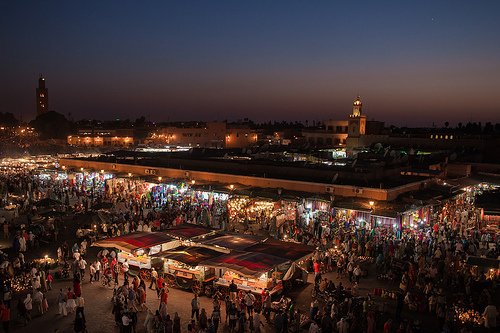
36, 75, 48, 116
348, 96, 366, 137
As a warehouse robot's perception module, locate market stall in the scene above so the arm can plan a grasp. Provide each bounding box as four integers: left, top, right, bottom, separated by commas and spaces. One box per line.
153, 245, 224, 296
92, 232, 180, 271
202, 250, 290, 296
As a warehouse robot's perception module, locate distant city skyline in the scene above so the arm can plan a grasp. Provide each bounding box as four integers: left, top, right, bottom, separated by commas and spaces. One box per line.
1, 1, 499, 125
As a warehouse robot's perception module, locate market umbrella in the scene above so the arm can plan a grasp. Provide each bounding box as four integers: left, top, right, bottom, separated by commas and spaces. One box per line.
35, 198, 62, 207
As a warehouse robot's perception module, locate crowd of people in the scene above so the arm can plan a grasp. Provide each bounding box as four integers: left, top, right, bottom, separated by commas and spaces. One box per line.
0, 165, 498, 332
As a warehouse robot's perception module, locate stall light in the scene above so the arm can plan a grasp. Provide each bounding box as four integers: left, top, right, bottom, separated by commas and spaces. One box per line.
191, 179, 196, 185
369, 201, 375, 207
229, 184, 234, 190
100, 169, 105, 174
62, 166, 66, 170
128, 173, 132, 177
80, 167, 84, 171
158, 176, 162, 182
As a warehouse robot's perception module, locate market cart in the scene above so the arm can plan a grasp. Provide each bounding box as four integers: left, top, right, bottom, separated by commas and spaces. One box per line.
153, 245, 224, 296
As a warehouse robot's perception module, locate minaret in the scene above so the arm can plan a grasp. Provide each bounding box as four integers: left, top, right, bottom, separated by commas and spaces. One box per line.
348, 96, 366, 137
36, 75, 48, 116
352, 96, 362, 117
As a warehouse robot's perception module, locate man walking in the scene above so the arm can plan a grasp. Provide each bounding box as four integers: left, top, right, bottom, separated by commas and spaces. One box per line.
78, 257, 87, 281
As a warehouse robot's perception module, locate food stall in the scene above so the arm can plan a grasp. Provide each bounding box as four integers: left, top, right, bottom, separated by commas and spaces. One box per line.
153, 245, 224, 296
202, 250, 290, 296
92, 232, 180, 273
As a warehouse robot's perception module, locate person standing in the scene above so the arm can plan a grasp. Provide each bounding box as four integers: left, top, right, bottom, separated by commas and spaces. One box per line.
156, 275, 164, 298
191, 294, 200, 321
244, 291, 256, 316
23, 294, 32, 322
46, 272, 53, 290
173, 312, 181, 333
482, 303, 498, 329
211, 306, 221, 332
76, 295, 85, 320
78, 258, 87, 281
122, 259, 130, 281
149, 268, 158, 290
160, 284, 169, 310
33, 289, 43, 315
57, 289, 67, 316
89, 263, 96, 283
94, 260, 101, 282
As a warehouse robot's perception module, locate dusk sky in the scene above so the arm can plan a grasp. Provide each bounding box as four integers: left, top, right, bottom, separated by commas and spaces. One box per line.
1, 1, 499, 125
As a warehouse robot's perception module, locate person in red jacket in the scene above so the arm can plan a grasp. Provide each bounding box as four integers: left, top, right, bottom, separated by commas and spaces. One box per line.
156, 275, 164, 298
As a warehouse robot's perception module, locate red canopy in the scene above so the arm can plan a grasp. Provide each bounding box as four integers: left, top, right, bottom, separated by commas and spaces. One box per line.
201, 251, 288, 278
93, 232, 175, 252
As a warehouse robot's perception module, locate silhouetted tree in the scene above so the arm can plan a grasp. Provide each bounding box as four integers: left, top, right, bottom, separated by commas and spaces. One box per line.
29, 111, 71, 139
0, 112, 19, 127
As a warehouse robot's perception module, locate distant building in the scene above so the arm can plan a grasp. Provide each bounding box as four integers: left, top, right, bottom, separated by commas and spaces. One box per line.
225, 124, 259, 148
67, 129, 135, 147
36, 75, 48, 116
146, 122, 226, 148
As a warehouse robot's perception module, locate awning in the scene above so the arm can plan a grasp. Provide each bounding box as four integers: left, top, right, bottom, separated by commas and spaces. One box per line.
92, 232, 175, 252
163, 224, 216, 240
201, 251, 289, 278
199, 234, 265, 251
244, 239, 315, 262
152, 246, 224, 267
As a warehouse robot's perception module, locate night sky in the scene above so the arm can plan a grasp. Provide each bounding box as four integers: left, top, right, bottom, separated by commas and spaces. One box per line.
1, 1, 499, 125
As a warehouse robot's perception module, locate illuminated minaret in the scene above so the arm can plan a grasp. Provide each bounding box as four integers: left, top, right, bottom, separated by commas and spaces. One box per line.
36, 75, 48, 116
348, 96, 366, 137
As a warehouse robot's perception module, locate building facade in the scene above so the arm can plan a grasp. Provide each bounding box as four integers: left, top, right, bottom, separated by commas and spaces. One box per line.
146, 122, 227, 148
67, 129, 135, 147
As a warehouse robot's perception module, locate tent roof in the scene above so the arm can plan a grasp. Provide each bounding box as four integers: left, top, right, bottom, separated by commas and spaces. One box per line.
201, 251, 288, 278
152, 246, 224, 267
244, 239, 315, 262
163, 224, 216, 240
199, 233, 265, 251
92, 232, 175, 252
